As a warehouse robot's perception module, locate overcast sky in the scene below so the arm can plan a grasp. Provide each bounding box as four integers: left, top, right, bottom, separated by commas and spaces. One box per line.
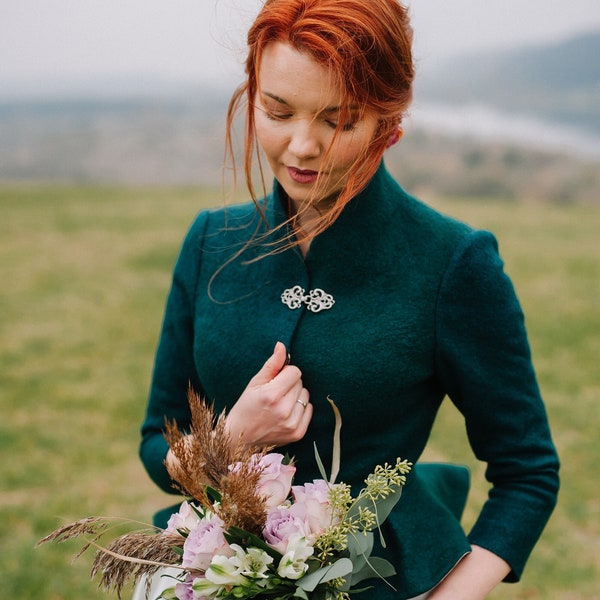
2, 0, 600, 95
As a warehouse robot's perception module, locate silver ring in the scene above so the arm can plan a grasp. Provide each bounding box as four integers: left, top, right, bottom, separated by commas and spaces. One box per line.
296, 399, 307, 408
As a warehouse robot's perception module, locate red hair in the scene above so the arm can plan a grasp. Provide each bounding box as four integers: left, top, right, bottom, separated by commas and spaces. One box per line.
225, 0, 414, 246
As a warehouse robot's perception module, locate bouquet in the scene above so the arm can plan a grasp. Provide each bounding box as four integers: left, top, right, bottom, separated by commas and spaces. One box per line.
39, 390, 411, 599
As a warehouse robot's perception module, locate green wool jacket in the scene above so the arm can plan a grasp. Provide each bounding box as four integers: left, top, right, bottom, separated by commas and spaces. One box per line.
140, 162, 559, 598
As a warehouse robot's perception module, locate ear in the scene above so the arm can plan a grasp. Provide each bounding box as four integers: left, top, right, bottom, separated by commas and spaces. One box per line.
386, 123, 403, 149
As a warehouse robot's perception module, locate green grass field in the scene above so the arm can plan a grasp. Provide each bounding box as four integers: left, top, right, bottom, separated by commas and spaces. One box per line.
1, 184, 598, 598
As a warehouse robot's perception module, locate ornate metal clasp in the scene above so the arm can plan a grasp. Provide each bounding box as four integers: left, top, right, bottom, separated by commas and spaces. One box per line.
281, 285, 335, 313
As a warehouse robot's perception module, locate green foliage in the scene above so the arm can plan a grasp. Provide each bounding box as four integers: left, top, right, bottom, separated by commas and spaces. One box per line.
1, 185, 598, 598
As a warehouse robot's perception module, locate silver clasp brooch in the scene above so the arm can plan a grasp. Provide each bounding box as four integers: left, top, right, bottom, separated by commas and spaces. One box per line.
281, 285, 335, 313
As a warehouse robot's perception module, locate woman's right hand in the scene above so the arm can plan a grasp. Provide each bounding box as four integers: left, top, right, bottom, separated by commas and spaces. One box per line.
225, 342, 313, 447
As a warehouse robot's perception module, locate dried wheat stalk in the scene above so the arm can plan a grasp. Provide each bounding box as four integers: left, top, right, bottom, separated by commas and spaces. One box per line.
164, 386, 272, 534
38, 387, 276, 595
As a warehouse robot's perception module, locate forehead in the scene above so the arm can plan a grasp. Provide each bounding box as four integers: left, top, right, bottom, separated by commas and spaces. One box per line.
257, 41, 345, 109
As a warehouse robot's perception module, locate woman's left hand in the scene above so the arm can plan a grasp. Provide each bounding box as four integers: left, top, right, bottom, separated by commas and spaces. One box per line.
225, 342, 313, 447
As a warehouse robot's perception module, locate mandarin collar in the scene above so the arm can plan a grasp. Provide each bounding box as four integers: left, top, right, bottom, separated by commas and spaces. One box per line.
263, 161, 402, 265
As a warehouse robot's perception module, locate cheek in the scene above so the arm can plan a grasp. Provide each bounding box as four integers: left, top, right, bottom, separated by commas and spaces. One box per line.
330, 124, 377, 169
330, 137, 368, 169
255, 116, 283, 156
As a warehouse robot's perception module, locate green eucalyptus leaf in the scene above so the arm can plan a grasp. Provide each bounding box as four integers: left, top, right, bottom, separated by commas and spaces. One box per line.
326, 397, 342, 485
343, 585, 374, 594
346, 487, 403, 527
346, 530, 374, 575
297, 558, 353, 592
348, 557, 397, 588
347, 531, 374, 561
346, 486, 404, 547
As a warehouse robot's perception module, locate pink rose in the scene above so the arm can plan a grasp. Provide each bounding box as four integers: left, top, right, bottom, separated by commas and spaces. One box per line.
165, 501, 201, 534
181, 512, 232, 571
292, 480, 338, 536
229, 453, 295, 508
255, 453, 296, 508
263, 503, 309, 554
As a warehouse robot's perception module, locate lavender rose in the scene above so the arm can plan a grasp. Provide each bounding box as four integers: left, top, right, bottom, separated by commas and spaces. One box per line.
263, 502, 309, 554
181, 512, 232, 571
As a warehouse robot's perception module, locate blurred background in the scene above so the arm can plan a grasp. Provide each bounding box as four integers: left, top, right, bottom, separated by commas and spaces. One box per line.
1, 0, 599, 199
1, 1, 599, 599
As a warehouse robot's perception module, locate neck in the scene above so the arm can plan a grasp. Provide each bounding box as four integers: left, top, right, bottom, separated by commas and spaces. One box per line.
287, 193, 339, 257
292, 211, 316, 258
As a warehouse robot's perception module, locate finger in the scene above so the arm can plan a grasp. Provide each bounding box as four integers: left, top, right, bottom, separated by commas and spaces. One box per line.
249, 341, 288, 386
274, 363, 303, 395
291, 387, 310, 415
293, 398, 308, 411
302, 401, 313, 427
295, 395, 313, 437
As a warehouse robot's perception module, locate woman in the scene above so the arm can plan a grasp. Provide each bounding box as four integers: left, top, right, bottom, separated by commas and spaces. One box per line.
138, 1, 559, 598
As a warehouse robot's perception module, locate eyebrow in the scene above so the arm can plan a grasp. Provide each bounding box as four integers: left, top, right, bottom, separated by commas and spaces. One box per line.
261, 91, 353, 114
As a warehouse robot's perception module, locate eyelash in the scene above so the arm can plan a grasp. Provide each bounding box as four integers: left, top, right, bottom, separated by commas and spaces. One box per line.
335, 121, 357, 132
263, 108, 356, 132
264, 110, 291, 121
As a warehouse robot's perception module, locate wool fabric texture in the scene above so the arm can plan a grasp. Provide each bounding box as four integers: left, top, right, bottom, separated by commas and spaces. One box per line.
140, 163, 559, 599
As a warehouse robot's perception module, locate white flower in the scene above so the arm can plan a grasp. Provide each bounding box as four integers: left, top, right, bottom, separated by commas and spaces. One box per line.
277, 534, 314, 580
239, 546, 274, 580
205, 552, 246, 586
191, 576, 222, 598
204, 543, 274, 588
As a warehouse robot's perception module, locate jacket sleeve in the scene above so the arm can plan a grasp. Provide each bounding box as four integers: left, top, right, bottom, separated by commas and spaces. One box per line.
435, 229, 560, 581
139, 212, 208, 495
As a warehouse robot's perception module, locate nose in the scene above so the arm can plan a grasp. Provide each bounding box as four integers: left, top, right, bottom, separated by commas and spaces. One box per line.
288, 120, 321, 160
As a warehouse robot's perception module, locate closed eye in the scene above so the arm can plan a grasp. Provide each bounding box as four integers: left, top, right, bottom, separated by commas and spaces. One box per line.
323, 107, 359, 132
326, 120, 357, 132
264, 108, 293, 121
257, 96, 293, 121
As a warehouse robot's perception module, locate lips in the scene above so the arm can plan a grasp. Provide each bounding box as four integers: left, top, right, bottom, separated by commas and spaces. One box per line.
287, 166, 319, 184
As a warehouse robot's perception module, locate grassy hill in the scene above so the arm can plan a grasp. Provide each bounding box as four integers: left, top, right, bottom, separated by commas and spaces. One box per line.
1, 183, 598, 598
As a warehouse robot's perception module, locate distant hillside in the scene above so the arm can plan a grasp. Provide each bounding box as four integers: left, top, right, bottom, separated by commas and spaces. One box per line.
1, 95, 598, 203
0, 94, 230, 185
417, 31, 600, 132
1, 39, 598, 202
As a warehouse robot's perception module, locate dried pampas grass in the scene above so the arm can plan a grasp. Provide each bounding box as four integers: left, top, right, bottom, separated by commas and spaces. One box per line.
164, 386, 272, 534
38, 387, 276, 594
37, 517, 181, 598
90, 530, 183, 598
